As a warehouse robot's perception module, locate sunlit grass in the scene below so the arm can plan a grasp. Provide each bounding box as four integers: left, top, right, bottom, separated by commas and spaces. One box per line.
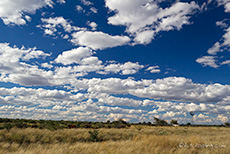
0, 126, 229, 154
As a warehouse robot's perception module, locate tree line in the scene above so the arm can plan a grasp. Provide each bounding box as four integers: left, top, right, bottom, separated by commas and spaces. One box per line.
0, 117, 229, 131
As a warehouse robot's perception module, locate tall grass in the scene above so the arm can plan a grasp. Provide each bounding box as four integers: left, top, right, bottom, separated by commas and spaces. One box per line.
0, 126, 229, 154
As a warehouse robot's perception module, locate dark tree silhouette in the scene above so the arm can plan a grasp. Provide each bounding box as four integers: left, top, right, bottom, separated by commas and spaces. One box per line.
190, 111, 194, 124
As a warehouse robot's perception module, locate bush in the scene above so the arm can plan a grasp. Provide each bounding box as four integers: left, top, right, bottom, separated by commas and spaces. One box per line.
88, 130, 100, 142
4, 123, 13, 131
154, 117, 169, 126
225, 122, 230, 127
15, 122, 28, 129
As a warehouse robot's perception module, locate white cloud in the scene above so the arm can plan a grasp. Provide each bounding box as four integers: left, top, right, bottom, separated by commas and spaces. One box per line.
0, 79, 230, 123
0, 43, 53, 86
216, 0, 230, 12
87, 21, 98, 30
198, 25, 230, 68
146, 66, 161, 73
217, 114, 229, 123
222, 60, 230, 65
207, 27, 230, 55
81, 0, 93, 6
39, 17, 85, 36
71, 31, 130, 50
76, 5, 84, 13
1, 43, 230, 123
134, 30, 155, 44
0, 43, 49, 64
0, 0, 53, 25
216, 20, 229, 28
41, 62, 53, 69
196, 56, 219, 68
81, 56, 102, 65
105, 0, 200, 44
90, 7, 98, 14
55, 47, 93, 65
81, 77, 230, 104
207, 42, 221, 55
103, 62, 144, 75
57, 0, 66, 4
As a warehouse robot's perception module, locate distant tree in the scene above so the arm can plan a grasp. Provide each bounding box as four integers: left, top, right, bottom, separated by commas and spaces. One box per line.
190, 111, 194, 124
225, 122, 230, 127
186, 122, 191, 126
154, 117, 168, 126
147, 122, 152, 126
170, 119, 178, 125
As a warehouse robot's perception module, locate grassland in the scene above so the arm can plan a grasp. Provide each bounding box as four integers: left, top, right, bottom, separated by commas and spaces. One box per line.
0, 126, 229, 154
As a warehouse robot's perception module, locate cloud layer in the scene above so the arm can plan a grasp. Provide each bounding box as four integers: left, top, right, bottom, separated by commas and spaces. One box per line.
0, 0, 230, 124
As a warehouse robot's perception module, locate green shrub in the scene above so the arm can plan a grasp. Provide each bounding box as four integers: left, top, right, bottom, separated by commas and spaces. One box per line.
4, 123, 13, 131
88, 130, 100, 142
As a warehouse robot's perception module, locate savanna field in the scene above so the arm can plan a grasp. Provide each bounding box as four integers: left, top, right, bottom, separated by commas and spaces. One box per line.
0, 122, 229, 154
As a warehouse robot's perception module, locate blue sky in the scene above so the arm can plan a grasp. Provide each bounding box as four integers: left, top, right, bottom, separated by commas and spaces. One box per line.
0, 0, 230, 124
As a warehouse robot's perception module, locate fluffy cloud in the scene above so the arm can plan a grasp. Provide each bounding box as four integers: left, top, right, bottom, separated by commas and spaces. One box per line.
207, 26, 230, 55
39, 17, 86, 36
71, 31, 130, 50
2, 43, 230, 106
55, 47, 93, 65
196, 56, 219, 68
0, 43, 50, 68
80, 77, 230, 104
0, 43, 53, 86
0, 86, 229, 123
103, 62, 144, 75
0, 43, 147, 87
0, 0, 53, 25
87, 21, 98, 30
215, 0, 230, 12
105, 0, 200, 44
197, 22, 230, 68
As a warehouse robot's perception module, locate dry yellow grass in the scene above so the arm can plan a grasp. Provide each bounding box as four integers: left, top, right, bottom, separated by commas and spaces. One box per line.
0, 126, 229, 154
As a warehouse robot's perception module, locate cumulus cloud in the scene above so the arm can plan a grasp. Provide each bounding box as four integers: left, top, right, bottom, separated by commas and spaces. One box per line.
215, 0, 230, 12
2, 43, 230, 107
0, 0, 53, 25
0, 77, 230, 123
80, 77, 230, 104
196, 56, 219, 68
0, 43, 50, 66
0, 43, 54, 86
71, 31, 130, 50
38, 17, 86, 36
55, 47, 93, 65
207, 26, 230, 55
103, 62, 144, 75
197, 23, 230, 68
87, 21, 98, 30
0, 43, 147, 87
105, 0, 200, 44
41, 62, 53, 69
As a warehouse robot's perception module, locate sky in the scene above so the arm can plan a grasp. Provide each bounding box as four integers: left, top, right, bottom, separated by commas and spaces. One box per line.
0, 0, 230, 124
